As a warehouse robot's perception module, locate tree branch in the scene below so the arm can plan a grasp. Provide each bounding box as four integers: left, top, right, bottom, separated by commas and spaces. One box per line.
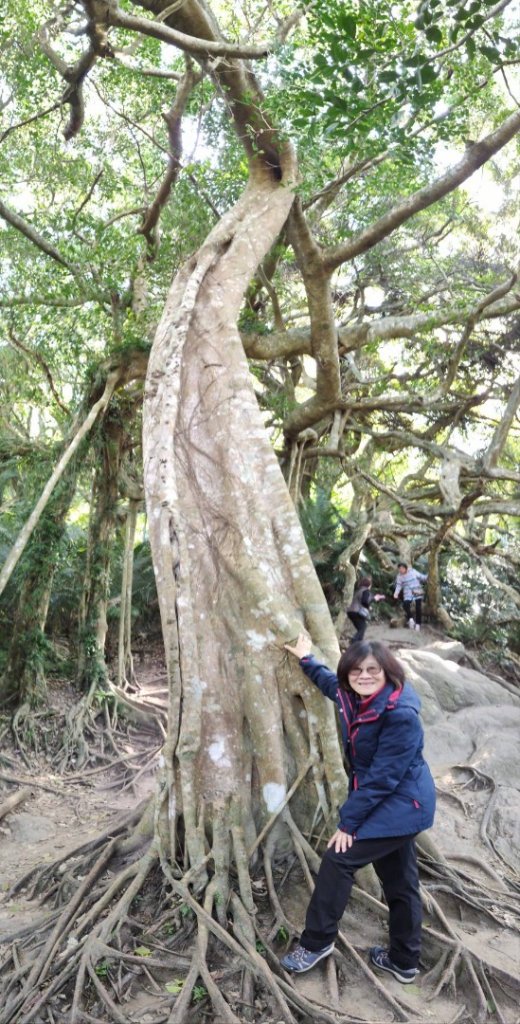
138, 62, 200, 253
5, 327, 70, 416
0, 199, 74, 270
483, 372, 520, 470
0, 371, 119, 600
107, 3, 270, 58
323, 107, 520, 270
241, 287, 520, 361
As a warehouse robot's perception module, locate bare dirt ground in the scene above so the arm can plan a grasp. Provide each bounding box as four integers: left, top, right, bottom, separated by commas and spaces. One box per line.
0, 627, 519, 1023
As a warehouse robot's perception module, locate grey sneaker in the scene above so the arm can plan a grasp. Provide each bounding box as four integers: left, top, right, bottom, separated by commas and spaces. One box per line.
408, 618, 415, 629
280, 942, 334, 973
370, 946, 418, 983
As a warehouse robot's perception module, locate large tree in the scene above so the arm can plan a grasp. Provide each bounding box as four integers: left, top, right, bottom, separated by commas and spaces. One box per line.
1, 0, 520, 1020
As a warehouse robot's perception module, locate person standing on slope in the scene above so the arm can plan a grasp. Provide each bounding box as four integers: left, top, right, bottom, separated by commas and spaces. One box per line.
393, 562, 427, 631
345, 575, 385, 644
280, 634, 435, 983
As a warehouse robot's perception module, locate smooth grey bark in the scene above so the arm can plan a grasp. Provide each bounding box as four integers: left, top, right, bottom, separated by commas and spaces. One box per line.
143, 152, 347, 888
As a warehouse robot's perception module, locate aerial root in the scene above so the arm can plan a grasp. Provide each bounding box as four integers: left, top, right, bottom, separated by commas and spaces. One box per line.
0, 786, 31, 822
418, 854, 520, 920
157, 844, 298, 1024
348, 862, 519, 1022
0, 817, 157, 1024
478, 965, 510, 1024
263, 847, 296, 942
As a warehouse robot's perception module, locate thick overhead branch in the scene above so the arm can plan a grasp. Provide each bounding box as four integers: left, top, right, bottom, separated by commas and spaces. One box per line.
429, 274, 517, 400
132, 0, 285, 178
107, 3, 270, 58
241, 287, 520, 361
40, 2, 113, 141
344, 422, 520, 484
323, 106, 520, 270
451, 533, 520, 610
282, 201, 342, 439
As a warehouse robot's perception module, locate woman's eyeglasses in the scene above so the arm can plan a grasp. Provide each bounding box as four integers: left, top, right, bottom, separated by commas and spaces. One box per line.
349, 666, 383, 677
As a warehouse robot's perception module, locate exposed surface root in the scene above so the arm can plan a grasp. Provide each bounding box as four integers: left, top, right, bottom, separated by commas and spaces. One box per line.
0, 799, 519, 1024
54, 680, 162, 776
7, 669, 163, 790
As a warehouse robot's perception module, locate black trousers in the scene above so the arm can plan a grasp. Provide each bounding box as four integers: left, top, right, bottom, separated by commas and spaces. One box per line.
403, 598, 422, 625
300, 835, 422, 969
347, 611, 368, 643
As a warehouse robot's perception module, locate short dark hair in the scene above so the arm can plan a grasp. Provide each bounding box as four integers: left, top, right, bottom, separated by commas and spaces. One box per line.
397, 562, 408, 570
337, 641, 406, 693
358, 576, 371, 588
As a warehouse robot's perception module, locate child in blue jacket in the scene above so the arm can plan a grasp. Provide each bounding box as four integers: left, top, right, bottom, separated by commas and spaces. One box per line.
281, 633, 435, 984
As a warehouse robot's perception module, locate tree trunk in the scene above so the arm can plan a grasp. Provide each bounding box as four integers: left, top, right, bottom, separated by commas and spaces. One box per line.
143, 151, 347, 889
117, 498, 140, 689
426, 545, 454, 631
76, 411, 125, 692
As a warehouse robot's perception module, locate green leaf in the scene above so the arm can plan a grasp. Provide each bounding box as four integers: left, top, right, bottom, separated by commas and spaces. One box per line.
480, 44, 501, 63
421, 62, 437, 83
338, 11, 357, 38
165, 979, 184, 994
134, 945, 152, 957
425, 25, 443, 43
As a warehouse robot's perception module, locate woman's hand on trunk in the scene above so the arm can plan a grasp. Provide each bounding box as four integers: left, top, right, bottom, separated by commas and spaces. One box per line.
284, 631, 312, 659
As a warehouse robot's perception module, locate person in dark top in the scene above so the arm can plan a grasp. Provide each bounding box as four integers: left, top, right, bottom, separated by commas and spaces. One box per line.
345, 575, 385, 644
280, 633, 436, 983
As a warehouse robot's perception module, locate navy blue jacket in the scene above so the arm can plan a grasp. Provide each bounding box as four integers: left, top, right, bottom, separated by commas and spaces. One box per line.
300, 655, 435, 839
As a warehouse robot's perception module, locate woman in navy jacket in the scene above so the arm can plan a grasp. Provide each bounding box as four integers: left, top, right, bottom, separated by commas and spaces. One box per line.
281, 633, 435, 983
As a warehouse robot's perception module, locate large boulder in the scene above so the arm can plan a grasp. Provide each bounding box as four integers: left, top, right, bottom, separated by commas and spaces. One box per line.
400, 647, 520, 716
397, 645, 520, 870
